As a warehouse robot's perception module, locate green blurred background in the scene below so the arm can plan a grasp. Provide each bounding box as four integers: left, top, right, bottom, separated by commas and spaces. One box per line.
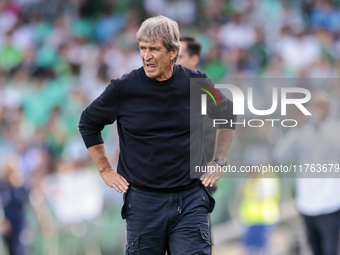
1, 0, 340, 254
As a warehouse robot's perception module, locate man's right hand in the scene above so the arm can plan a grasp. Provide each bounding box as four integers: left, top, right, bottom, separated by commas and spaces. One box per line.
88, 144, 130, 193
100, 169, 129, 193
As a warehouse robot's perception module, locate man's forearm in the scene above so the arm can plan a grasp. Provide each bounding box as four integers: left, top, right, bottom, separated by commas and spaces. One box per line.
201, 128, 235, 187
212, 128, 235, 160
88, 144, 114, 173
88, 144, 129, 193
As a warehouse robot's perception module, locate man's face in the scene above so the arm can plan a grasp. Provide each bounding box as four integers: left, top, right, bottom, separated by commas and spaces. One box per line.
139, 39, 177, 81
177, 41, 198, 70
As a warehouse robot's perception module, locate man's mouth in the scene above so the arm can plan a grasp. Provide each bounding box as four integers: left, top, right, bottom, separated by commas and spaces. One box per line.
146, 63, 157, 70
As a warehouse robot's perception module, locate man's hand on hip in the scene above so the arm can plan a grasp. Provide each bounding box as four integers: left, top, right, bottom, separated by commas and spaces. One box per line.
200, 161, 223, 188
87, 144, 129, 193
200, 128, 235, 188
101, 168, 129, 193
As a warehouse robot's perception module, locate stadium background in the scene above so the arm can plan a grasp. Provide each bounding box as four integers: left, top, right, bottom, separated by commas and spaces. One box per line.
0, 0, 339, 254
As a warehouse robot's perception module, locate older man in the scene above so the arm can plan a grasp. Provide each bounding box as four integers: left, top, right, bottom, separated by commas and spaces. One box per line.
79, 16, 236, 255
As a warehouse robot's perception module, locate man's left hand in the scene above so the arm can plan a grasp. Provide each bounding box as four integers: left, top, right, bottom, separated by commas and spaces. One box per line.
200, 161, 223, 187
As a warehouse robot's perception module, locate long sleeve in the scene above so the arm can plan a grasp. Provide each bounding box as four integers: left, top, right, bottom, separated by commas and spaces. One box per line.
209, 93, 237, 130
78, 79, 120, 148
199, 75, 237, 130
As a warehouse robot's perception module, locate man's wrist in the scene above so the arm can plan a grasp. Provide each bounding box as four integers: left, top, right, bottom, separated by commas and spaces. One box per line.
99, 167, 115, 173
212, 157, 227, 167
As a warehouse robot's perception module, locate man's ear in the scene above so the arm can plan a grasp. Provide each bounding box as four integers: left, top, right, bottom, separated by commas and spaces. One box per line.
170, 48, 179, 61
192, 54, 200, 68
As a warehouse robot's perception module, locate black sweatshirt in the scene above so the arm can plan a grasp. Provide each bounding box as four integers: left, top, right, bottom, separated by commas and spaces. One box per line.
79, 64, 236, 191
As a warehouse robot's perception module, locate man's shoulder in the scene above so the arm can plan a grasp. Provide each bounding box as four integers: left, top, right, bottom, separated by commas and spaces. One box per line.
112, 67, 143, 84
176, 64, 208, 78
104, 67, 143, 95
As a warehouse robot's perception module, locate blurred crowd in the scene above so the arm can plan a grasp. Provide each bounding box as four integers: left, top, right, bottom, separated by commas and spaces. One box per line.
1, 0, 340, 254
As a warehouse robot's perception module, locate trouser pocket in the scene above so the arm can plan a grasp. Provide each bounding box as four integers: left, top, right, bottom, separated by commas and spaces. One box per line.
126, 236, 140, 255
204, 187, 216, 213
121, 189, 130, 219
199, 225, 211, 255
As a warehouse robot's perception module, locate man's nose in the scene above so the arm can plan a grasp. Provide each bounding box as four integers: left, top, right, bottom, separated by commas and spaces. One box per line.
144, 49, 152, 61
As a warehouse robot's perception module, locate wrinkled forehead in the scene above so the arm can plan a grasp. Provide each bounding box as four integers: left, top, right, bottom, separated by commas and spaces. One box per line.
139, 38, 164, 46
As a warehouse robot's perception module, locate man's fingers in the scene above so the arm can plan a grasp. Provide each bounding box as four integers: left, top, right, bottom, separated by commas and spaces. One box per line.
116, 182, 127, 193
201, 174, 210, 186
201, 174, 221, 187
202, 178, 212, 187
105, 172, 129, 193
210, 178, 217, 187
118, 179, 129, 192
120, 176, 130, 187
200, 173, 207, 180
111, 183, 122, 193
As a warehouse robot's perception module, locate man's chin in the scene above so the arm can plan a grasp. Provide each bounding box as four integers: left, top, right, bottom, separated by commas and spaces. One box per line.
144, 69, 157, 79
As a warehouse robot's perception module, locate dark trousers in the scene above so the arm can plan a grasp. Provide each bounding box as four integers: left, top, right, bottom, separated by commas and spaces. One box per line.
121, 183, 215, 255
302, 209, 340, 255
4, 230, 25, 255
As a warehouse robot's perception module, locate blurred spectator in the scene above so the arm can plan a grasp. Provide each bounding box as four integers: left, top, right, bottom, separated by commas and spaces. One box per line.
144, 0, 196, 25
274, 90, 340, 255
276, 29, 321, 73
248, 28, 268, 74
0, 1, 20, 38
94, 8, 125, 44
45, 15, 69, 51
310, 0, 340, 32
0, 30, 23, 71
0, 157, 29, 255
218, 13, 256, 49
239, 172, 280, 255
42, 161, 104, 225
11, 20, 35, 51
21, 67, 57, 127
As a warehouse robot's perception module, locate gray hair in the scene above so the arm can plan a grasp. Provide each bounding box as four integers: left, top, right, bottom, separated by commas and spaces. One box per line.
136, 15, 181, 63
